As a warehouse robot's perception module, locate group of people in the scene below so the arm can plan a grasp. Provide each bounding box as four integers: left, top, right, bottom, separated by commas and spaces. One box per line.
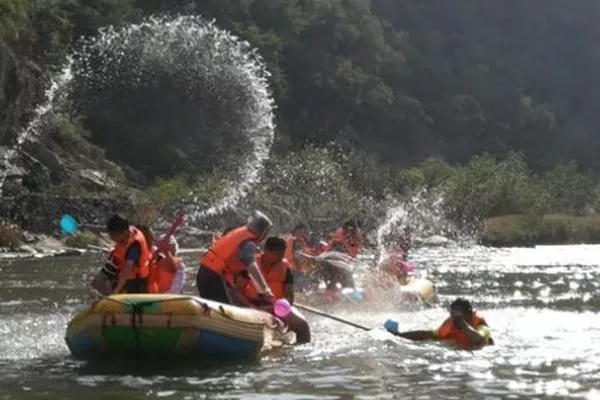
89, 210, 492, 350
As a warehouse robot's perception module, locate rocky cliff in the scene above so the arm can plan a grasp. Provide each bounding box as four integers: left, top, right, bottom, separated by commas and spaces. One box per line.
0, 42, 41, 147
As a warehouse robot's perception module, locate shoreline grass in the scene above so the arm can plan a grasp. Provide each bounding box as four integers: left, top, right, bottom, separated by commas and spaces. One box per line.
482, 214, 600, 247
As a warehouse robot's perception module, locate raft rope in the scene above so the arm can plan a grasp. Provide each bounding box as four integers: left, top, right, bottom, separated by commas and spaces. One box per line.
130, 303, 144, 357
95, 295, 280, 330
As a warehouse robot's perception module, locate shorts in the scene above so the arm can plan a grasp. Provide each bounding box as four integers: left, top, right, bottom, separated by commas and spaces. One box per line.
196, 265, 232, 304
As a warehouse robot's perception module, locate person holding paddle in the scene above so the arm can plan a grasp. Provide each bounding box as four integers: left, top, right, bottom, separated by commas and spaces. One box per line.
385, 298, 493, 350
90, 215, 151, 294
108, 215, 152, 294
148, 235, 186, 294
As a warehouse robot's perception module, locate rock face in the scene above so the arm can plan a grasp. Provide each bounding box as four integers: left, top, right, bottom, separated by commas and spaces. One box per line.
0, 193, 132, 234
0, 42, 41, 146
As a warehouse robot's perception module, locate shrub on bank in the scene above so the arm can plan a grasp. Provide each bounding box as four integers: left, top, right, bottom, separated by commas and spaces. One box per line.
482, 214, 600, 246
0, 222, 22, 249
64, 230, 101, 249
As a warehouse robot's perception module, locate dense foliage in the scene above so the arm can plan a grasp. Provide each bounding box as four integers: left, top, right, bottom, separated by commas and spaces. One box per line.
3, 0, 600, 171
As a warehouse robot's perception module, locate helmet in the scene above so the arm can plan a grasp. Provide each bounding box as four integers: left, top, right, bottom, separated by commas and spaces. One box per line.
246, 210, 272, 238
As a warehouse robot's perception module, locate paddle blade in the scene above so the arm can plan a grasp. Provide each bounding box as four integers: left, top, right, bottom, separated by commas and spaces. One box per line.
154, 211, 186, 255
383, 319, 400, 333
60, 214, 78, 236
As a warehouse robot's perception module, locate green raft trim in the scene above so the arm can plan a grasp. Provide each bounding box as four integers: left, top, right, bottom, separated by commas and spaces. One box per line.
102, 326, 185, 356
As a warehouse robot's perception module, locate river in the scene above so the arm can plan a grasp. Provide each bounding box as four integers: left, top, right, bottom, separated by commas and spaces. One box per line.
1, 244, 600, 399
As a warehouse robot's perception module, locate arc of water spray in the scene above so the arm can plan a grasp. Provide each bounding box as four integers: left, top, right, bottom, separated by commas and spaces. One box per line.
0, 60, 73, 195
0, 16, 275, 224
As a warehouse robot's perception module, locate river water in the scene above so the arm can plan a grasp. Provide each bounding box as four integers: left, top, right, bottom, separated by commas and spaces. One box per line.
1, 244, 600, 399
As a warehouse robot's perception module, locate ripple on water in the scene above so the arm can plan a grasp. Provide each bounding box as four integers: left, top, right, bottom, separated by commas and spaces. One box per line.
1, 246, 600, 398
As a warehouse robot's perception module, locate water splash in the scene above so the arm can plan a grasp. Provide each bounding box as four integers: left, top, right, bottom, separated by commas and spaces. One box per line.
0, 62, 73, 194
68, 15, 275, 223
1, 15, 275, 225
375, 189, 471, 265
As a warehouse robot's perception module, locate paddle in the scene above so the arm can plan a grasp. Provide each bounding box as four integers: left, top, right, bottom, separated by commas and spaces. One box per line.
60, 211, 184, 249
59, 215, 106, 236
59, 214, 79, 236
152, 210, 185, 256
294, 302, 371, 331
383, 319, 401, 335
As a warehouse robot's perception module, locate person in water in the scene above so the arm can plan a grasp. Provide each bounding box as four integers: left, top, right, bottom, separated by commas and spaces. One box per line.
197, 211, 274, 304
148, 235, 186, 294
105, 215, 151, 294
388, 298, 493, 350
326, 219, 363, 258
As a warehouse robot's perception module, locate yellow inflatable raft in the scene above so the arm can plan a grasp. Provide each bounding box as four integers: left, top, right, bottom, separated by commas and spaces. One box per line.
65, 294, 289, 361
398, 277, 436, 304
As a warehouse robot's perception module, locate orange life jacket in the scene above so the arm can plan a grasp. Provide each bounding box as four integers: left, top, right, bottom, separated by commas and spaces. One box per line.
200, 226, 258, 286
147, 255, 182, 294
244, 253, 290, 300
111, 226, 150, 280
437, 314, 489, 350
327, 228, 362, 258
284, 235, 310, 271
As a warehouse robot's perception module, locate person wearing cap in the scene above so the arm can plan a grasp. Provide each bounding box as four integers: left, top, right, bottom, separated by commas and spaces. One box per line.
148, 235, 186, 294
197, 211, 274, 304
385, 298, 493, 350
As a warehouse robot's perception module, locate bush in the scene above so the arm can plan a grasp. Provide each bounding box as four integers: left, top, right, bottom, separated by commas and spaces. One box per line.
482, 214, 600, 246
247, 144, 369, 231
0, 222, 22, 249
65, 230, 101, 249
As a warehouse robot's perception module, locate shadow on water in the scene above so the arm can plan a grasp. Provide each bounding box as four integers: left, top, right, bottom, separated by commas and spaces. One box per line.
1, 353, 265, 399
73, 356, 260, 377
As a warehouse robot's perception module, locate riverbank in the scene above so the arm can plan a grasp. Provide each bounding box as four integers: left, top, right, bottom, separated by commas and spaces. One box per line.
481, 213, 600, 247
3, 212, 600, 257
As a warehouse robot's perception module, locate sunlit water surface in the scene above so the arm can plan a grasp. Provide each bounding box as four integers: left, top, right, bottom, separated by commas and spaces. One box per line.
1, 245, 600, 399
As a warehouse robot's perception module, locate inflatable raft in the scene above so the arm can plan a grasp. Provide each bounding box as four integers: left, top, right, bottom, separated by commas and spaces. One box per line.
297, 277, 436, 307
396, 277, 436, 304
65, 294, 289, 361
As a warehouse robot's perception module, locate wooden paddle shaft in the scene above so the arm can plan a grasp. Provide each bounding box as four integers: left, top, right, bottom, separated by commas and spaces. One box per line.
294, 303, 371, 331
